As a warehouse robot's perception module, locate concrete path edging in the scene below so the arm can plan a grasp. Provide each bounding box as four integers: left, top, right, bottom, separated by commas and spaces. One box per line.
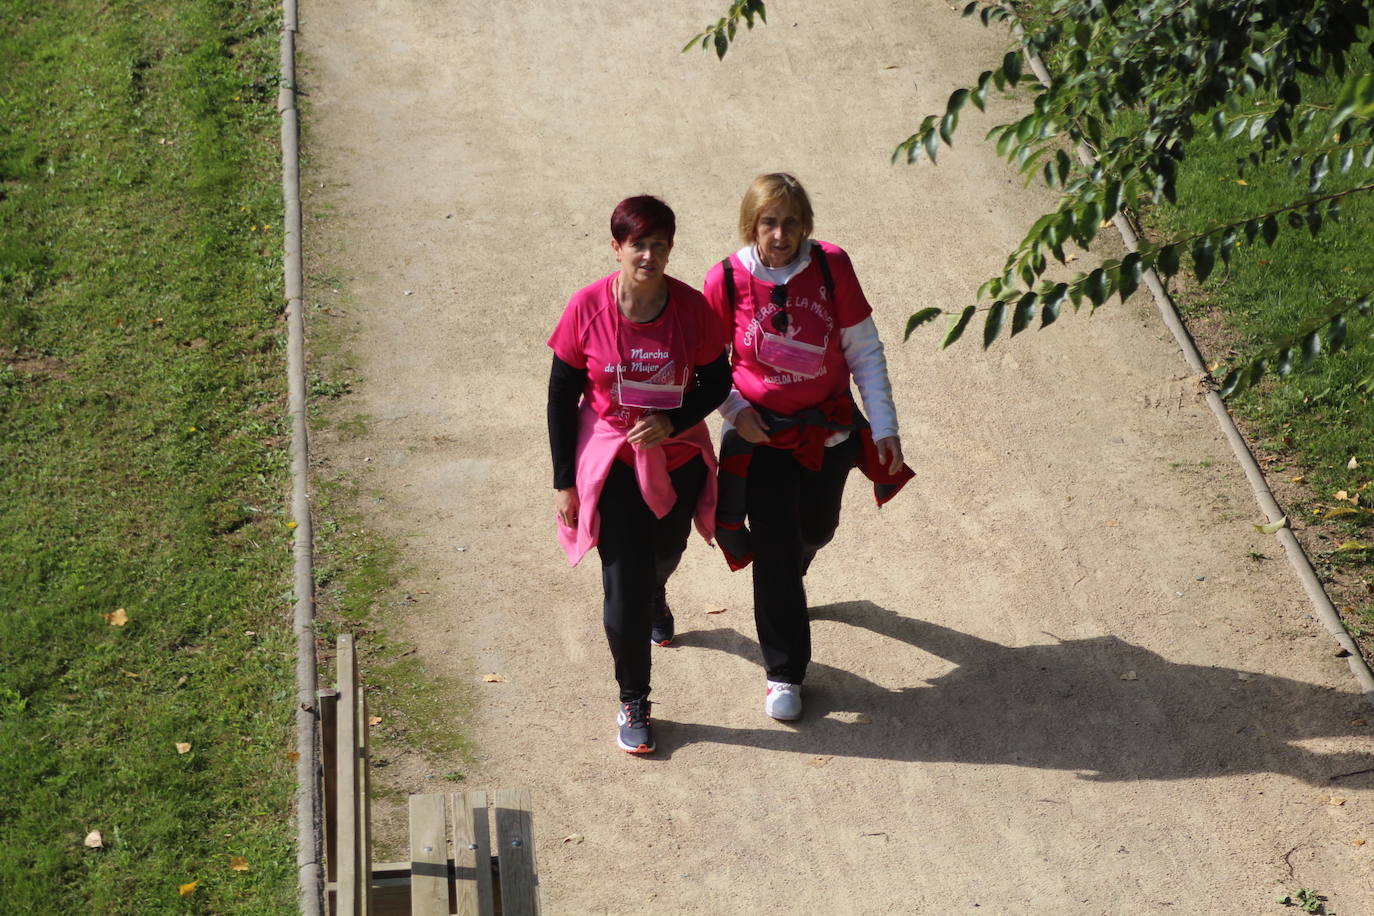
277, 1, 325, 913
1016, 38, 1374, 705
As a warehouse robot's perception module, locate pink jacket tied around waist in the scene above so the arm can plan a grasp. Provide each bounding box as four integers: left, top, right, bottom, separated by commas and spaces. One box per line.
557, 402, 718, 566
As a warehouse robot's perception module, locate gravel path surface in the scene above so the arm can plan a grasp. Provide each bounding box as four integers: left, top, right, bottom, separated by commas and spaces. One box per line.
299, 1, 1373, 912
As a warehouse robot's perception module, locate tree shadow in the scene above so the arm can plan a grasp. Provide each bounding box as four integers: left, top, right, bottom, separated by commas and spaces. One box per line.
671, 600, 1374, 785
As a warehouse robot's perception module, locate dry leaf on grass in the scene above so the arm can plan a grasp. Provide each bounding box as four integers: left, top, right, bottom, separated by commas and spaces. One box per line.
84, 830, 103, 849
104, 608, 129, 627
120, 669, 140, 678
367, 716, 382, 726
175, 743, 192, 755
178, 880, 199, 897
230, 856, 250, 872
287, 750, 301, 763
482, 674, 507, 683
1350, 456, 1360, 470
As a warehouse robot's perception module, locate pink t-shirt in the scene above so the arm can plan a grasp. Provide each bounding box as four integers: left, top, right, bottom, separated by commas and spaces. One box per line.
548, 272, 727, 468
702, 241, 872, 416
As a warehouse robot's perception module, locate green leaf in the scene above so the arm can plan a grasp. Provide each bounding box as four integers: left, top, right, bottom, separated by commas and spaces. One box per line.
1328, 314, 1347, 351
1002, 51, 1022, 86
1192, 236, 1216, 283
982, 300, 1007, 348
1276, 347, 1295, 376
948, 88, 970, 113
1301, 329, 1322, 366
1117, 252, 1142, 302
1011, 292, 1037, 336
1309, 152, 1330, 192
713, 28, 728, 60
1156, 244, 1180, 277
1084, 267, 1108, 306
1262, 215, 1279, 246
924, 127, 940, 164
1219, 366, 1244, 398
904, 307, 942, 341
942, 306, 976, 349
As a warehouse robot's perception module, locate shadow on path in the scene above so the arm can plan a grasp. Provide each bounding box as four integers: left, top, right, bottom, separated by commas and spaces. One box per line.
664, 601, 1373, 785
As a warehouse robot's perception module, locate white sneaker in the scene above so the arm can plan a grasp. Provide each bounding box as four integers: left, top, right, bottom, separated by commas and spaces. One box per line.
765, 681, 802, 720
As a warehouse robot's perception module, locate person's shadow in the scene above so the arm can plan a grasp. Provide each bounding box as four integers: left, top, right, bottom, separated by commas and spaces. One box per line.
666, 600, 1373, 785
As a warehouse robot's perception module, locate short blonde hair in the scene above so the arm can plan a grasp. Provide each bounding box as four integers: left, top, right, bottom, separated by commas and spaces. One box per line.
738, 172, 814, 244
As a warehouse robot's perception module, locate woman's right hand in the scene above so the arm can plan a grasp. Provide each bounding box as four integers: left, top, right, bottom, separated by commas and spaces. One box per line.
733, 407, 772, 444
556, 488, 580, 528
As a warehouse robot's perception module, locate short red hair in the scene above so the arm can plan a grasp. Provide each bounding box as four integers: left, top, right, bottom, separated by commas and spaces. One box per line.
610, 196, 676, 245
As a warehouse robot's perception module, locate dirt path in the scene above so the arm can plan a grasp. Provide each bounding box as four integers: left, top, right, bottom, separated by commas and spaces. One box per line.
298, 1, 1372, 912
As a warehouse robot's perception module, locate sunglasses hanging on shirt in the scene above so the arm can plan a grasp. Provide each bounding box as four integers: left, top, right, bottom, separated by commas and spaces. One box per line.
769, 284, 789, 332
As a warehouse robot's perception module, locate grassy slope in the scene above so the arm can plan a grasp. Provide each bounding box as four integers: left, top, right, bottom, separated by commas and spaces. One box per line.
0, 0, 296, 910
1143, 60, 1374, 630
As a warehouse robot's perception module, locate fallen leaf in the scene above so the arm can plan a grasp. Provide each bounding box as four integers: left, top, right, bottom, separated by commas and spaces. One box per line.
703, 603, 728, 615
1335, 541, 1374, 553
1120, 671, 1139, 681
287, 750, 301, 763
1234, 179, 1248, 185
1291, 475, 1306, 483
1330, 796, 1347, 806
1354, 838, 1366, 847
174, 675, 189, 688
1351, 719, 1367, 727
1350, 456, 1360, 470
179, 880, 199, 897
230, 856, 250, 872
561, 834, 585, 845
367, 716, 381, 726
808, 755, 833, 768
1104, 519, 1120, 527
105, 608, 129, 627
1253, 516, 1288, 534
1335, 490, 1351, 502
84, 830, 104, 849
120, 669, 141, 678
1324, 507, 1361, 519
482, 674, 507, 683
175, 743, 192, 755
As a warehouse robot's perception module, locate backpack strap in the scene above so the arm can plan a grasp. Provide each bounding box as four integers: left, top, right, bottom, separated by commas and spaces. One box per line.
722, 242, 832, 310
810, 241, 834, 301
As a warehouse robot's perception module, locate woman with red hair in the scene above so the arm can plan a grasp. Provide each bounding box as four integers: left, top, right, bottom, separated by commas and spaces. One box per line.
547, 195, 730, 754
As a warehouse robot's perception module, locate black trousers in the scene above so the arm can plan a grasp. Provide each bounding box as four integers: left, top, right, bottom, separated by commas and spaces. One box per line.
595, 456, 706, 702
746, 436, 858, 684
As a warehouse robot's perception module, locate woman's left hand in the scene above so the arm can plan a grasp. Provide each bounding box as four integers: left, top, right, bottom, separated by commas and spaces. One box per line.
874, 435, 904, 475
627, 411, 673, 447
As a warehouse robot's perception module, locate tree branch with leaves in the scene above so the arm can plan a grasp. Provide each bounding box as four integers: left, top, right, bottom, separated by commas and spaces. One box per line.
688, 0, 1374, 398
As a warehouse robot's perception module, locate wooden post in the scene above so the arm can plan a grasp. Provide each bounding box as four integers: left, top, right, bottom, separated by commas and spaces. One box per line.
492, 790, 539, 916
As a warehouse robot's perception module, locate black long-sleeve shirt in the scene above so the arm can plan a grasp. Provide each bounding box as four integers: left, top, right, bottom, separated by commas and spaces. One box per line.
547, 350, 731, 490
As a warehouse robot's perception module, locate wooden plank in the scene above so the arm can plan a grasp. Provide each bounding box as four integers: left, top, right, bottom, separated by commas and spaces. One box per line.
409, 794, 449, 916
359, 688, 374, 914
317, 687, 340, 885
492, 790, 539, 916
336, 634, 360, 915
452, 791, 494, 916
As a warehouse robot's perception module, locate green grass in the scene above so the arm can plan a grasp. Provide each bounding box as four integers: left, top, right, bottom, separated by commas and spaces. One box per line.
1, 0, 296, 910
1139, 58, 1374, 617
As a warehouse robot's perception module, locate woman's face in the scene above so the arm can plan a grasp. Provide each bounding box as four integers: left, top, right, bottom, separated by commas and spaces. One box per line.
611, 232, 673, 284
754, 199, 805, 268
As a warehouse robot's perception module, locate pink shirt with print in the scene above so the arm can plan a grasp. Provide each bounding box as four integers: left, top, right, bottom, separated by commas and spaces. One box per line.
702, 240, 872, 417
548, 272, 727, 470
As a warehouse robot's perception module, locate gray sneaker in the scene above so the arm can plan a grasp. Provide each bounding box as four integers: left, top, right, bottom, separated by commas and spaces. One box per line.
764, 681, 802, 720
650, 592, 674, 647
616, 697, 654, 754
